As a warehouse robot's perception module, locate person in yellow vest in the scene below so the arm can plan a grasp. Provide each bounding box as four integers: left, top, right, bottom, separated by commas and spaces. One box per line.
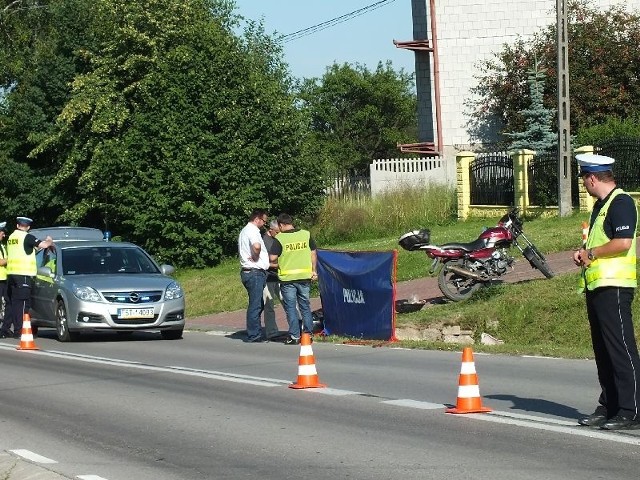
6, 216, 54, 338
572, 154, 640, 430
0, 222, 10, 338
269, 213, 317, 345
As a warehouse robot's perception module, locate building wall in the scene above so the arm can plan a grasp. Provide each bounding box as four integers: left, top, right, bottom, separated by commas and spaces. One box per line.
412, 0, 640, 151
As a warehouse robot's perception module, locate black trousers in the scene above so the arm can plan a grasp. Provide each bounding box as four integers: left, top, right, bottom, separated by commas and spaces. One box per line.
0, 280, 9, 334
7, 275, 33, 335
586, 286, 640, 419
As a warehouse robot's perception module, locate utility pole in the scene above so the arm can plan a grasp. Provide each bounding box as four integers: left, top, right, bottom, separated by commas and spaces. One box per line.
556, 0, 572, 216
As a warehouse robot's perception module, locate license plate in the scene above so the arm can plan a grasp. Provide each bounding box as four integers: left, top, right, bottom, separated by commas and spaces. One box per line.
118, 308, 154, 319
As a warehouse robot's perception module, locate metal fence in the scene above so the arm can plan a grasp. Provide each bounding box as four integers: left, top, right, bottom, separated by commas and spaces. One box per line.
469, 151, 514, 205
328, 137, 640, 204
527, 150, 579, 207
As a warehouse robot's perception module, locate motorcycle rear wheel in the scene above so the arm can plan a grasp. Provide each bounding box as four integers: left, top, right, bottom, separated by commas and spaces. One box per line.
437, 261, 483, 301
522, 246, 554, 279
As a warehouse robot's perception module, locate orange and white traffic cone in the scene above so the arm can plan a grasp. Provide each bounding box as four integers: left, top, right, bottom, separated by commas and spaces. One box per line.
17, 313, 39, 351
445, 347, 491, 414
289, 333, 326, 389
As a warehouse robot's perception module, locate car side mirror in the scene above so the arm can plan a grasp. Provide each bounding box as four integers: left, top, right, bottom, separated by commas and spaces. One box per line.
37, 266, 54, 278
160, 264, 175, 275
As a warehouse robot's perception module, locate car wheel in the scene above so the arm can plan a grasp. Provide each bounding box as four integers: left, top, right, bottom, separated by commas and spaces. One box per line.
31, 325, 39, 337
56, 300, 78, 342
161, 329, 183, 340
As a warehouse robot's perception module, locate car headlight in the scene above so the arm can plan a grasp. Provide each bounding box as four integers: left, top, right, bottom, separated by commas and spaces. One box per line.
73, 286, 103, 302
165, 281, 184, 300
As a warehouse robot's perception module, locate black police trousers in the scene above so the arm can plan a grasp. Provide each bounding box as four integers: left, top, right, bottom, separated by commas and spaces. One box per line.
586, 286, 640, 419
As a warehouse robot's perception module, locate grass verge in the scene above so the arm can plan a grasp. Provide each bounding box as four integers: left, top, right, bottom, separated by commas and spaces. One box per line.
173, 185, 639, 358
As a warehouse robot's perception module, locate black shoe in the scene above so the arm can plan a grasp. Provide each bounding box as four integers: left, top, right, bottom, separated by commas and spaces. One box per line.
578, 408, 608, 427
600, 415, 640, 430
0, 331, 12, 339
12, 333, 21, 339
284, 336, 300, 345
245, 336, 266, 343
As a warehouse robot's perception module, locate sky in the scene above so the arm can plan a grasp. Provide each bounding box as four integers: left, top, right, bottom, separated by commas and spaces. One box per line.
233, 0, 416, 80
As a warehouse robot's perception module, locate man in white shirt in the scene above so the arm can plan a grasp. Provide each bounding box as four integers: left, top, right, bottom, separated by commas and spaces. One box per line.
238, 209, 270, 342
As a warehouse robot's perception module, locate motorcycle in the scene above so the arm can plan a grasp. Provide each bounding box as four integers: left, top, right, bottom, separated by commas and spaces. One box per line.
398, 208, 554, 301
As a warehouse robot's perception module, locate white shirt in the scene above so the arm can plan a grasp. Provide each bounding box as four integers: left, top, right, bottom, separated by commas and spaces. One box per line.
238, 222, 269, 270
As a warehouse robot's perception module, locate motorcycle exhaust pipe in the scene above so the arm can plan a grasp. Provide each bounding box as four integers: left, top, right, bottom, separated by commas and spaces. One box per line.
447, 265, 485, 281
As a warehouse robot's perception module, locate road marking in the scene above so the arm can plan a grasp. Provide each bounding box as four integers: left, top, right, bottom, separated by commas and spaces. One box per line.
0, 344, 287, 387
487, 410, 578, 426
167, 366, 289, 387
4, 344, 639, 445
382, 399, 443, 409
304, 387, 363, 396
10, 449, 57, 463
77, 476, 109, 480
458, 411, 640, 445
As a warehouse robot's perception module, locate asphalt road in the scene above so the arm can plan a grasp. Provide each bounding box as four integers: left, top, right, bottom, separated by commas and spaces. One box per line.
0, 330, 638, 479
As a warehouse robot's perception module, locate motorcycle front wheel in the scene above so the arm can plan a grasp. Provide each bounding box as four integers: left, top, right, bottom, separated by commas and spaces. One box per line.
522, 245, 554, 279
437, 261, 483, 301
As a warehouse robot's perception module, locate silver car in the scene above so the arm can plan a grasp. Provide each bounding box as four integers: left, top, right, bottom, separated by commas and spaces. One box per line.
30, 227, 185, 342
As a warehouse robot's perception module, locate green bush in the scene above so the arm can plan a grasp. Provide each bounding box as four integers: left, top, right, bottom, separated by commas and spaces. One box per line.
576, 116, 640, 147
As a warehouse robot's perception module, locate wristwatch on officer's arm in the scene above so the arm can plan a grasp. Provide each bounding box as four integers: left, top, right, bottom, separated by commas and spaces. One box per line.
587, 248, 595, 261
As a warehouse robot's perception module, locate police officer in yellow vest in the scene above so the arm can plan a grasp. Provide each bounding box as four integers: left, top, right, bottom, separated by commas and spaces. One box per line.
573, 155, 640, 431
269, 213, 317, 345
6, 217, 54, 338
0, 222, 10, 338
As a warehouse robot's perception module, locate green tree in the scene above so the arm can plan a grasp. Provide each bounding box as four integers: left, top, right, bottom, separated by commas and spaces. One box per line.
2, 0, 326, 267
505, 61, 557, 153
467, 0, 640, 143
297, 62, 417, 175
0, 0, 96, 222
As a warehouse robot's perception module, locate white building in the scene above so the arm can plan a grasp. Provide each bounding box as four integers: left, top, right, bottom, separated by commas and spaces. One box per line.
405, 0, 640, 159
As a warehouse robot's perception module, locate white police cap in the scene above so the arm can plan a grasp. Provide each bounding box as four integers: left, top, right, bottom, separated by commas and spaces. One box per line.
0, 222, 6, 231
576, 154, 615, 176
16, 216, 33, 225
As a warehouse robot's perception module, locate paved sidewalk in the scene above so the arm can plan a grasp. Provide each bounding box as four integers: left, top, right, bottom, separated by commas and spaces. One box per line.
186, 249, 582, 335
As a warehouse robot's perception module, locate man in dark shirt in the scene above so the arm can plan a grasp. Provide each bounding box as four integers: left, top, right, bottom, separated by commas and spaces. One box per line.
262, 219, 281, 340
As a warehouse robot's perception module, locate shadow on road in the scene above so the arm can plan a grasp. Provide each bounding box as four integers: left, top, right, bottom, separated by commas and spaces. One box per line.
485, 393, 584, 420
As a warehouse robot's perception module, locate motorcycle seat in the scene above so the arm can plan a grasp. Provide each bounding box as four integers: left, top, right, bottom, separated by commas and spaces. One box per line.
438, 238, 487, 252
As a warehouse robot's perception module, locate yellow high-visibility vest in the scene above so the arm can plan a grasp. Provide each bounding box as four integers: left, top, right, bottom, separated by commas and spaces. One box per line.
579, 189, 637, 292
7, 230, 37, 276
0, 243, 6, 281
277, 230, 313, 282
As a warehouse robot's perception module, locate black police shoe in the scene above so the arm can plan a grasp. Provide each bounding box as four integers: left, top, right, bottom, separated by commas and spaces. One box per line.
578, 408, 608, 427
600, 415, 640, 430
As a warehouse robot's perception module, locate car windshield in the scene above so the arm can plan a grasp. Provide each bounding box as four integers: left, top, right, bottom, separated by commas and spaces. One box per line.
61, 246, 160, 275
